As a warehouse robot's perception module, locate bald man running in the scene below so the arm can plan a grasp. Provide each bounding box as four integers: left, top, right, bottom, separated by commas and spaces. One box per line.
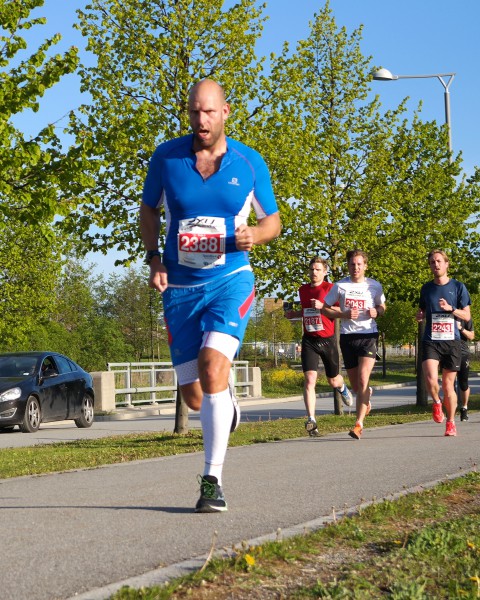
140, 79, 281, 512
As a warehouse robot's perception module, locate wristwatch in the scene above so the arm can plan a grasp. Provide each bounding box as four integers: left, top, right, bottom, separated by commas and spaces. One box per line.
145, 250, 162, 264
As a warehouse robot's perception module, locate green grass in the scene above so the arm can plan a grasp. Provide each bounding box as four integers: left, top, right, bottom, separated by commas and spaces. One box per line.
263, 369, 417, 397
261, 356, 480, 397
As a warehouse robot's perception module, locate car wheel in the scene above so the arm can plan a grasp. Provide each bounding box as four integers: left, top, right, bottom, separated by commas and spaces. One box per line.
74, 394, 94, 428
19, 396, 42, 433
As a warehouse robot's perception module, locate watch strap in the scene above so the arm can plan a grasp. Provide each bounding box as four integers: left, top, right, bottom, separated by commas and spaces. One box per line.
145, 250, 162, 264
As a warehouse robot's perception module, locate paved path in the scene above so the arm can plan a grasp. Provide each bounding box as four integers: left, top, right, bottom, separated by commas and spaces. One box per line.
0, 383, 478, 600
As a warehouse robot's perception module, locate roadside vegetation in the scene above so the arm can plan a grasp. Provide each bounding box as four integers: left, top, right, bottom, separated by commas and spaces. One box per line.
260, 356, 480, 397
262, 364, 417, 397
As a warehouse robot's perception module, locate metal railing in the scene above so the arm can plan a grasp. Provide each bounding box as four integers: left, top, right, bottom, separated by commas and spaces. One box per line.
107, 361, 252, 407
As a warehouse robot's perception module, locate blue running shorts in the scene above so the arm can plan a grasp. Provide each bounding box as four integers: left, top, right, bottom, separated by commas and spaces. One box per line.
162, 269, 255, 367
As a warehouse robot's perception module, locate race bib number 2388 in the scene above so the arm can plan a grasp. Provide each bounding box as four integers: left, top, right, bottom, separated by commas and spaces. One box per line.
177, 217, 226, 269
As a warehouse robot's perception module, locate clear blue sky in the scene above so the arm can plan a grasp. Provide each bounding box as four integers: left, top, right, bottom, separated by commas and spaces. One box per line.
17, 0, 480, 274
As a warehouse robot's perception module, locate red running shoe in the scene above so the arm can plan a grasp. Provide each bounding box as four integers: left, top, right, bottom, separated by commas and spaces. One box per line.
432, 401, 445, 423
445, 421, 457, 436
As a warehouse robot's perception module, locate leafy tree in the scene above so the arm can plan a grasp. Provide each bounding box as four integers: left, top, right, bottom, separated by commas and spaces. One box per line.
65, 0, 480, 305
105, 268, 166, 361
376, 300, 417, 348
28, 261, 135, 371
0, 0, 81, 345
0, 0, 80, 227
247, 3, 480, 302
0, 223, 61, 350
243, 301, 295, 365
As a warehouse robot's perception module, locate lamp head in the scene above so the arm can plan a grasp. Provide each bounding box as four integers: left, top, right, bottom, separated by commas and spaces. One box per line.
372, 68, 397, 81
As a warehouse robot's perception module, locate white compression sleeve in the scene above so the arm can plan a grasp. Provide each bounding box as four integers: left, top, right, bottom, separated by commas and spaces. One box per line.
200, 388, 233, 485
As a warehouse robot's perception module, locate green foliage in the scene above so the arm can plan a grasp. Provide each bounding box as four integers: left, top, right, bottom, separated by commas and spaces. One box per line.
377, 300, 417, 347
104, 267, 167, 361
4, 1, 479, 350
18, 261, 136, 370
0, 0, 80, 228
468, 293, 480, 332
262, 366, 304, 393
55, 0, 480, 301
248, 3, 480, 301
0, 223, 62, 349
0, 0, 84, 347
244, 303, 295, 345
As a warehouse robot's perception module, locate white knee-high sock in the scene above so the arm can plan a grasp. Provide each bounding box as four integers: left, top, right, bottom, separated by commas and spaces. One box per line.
200, 388, 233, 485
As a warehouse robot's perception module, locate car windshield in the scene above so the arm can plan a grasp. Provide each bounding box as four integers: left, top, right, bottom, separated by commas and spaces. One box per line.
0, 356, 37, 378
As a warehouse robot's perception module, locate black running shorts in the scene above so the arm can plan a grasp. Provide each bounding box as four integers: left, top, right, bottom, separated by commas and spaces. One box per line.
340, 333, 378, 370
301, 335, 340, 378
422, 340, 462, 372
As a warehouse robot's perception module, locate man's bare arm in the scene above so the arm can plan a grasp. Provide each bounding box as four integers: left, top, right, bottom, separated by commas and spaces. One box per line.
322, 304, 343, 319
140, 202, 168, 292
235, 212, 281, 251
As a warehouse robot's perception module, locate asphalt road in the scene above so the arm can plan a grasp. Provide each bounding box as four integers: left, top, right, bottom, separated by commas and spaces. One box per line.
0, 382, 479, 600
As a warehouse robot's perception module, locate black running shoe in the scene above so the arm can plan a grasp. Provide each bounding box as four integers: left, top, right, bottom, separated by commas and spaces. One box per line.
195, 475, 227, 513
460, 407, 469, 422
305, 418, 319, 437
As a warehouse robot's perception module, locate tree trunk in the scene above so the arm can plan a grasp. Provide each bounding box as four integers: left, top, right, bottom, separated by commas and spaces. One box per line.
333, 319, 343, 415
174, 385, 189, 433
416, 322, 428, 406
381, 332, 387, 378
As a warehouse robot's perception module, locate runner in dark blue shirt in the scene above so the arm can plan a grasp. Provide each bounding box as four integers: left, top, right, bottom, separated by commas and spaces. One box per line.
416, 250, 471, 437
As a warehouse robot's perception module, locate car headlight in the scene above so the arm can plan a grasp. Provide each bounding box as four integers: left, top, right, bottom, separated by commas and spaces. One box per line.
0, 387, 22, 402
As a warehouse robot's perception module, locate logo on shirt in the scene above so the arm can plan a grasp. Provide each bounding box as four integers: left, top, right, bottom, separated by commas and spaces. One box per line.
228, 177, 240, 186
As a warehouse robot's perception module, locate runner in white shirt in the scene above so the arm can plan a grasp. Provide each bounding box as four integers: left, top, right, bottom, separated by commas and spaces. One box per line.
323, 249, 386, 440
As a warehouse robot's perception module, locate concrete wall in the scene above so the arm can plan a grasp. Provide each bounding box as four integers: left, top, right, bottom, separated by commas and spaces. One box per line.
249, 366, 262, 398
91, 371, 116, 413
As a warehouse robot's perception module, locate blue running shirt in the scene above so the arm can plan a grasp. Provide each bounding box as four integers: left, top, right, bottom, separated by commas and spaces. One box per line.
142, 134, 279, 286
419, 278, 471, 341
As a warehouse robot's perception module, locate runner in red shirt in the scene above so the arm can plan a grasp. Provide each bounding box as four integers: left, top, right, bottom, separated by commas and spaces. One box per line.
285, 257, 352, 436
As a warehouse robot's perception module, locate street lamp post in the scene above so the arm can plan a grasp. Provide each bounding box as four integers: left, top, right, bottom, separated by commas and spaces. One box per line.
373, 66, 456, 406
372, 67, 455, 157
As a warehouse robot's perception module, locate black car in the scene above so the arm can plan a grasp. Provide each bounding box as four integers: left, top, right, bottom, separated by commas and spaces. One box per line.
0, 352, 95, 433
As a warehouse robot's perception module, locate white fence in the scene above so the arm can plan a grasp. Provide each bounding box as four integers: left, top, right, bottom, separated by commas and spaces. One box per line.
107, 361, 253, 407
242, 342, 417, 358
